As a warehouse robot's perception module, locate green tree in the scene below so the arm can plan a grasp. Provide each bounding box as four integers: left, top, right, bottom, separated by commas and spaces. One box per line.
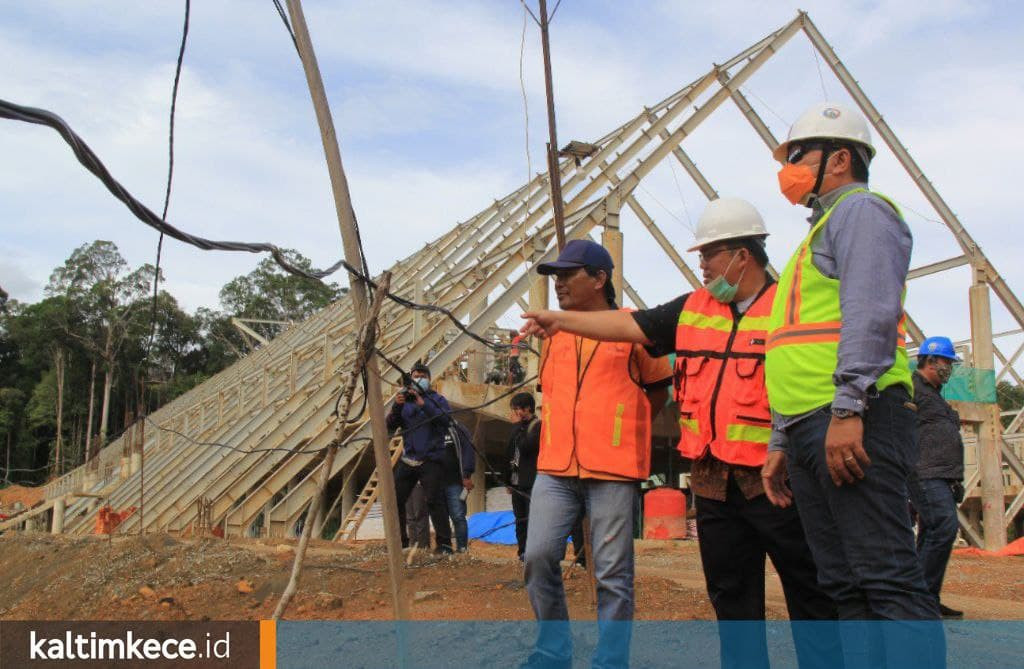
218, 250, 343, 343
46, 241, 153, 454
0, 387, 25, 482
997, 380, 1024, 428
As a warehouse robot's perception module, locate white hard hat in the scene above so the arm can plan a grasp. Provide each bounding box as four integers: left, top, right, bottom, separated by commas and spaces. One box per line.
772, 102, 875, 163
687, 197, 768, 252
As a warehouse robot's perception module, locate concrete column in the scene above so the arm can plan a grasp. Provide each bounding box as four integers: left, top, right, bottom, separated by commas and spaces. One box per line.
969, 278, 1007, 550
468, 298, 489, 383
51, 497, 66, 534
130, 452, 142, 476
601, 192, 624, 306
467, 418, 487, 515
119, 456, 130, 480
82, 469, 97, 492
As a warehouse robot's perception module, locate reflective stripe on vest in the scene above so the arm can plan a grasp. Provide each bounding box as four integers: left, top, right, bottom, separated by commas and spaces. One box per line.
537, 315, 653, 480
765, 188, 913, 415
674, 284, 775, 468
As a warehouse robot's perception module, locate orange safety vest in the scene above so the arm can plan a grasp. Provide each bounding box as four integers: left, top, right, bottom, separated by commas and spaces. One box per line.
674, 284, 775, 467
538, 324, 653, 480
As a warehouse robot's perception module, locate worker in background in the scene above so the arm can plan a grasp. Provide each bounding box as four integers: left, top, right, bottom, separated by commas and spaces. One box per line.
519, 239, 671, 669
506, 392, 541, 561
760, 102, 942, 666
908, 336, 965, 619
387, 362, 455, 555
439, 419, 476, 554
522, 199, 837, 669
404, 482, 431, 550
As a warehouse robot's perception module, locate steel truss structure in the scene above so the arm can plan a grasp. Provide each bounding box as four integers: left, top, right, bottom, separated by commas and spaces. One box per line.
6, 12, 1021, 550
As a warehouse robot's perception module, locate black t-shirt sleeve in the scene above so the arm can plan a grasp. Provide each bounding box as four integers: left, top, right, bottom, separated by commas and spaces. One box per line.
631, 294, 689, 358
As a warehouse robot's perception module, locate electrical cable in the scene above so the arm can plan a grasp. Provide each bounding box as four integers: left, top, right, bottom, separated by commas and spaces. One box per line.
0, 96, 533, 359
144, 0, 191, 372
0, 97, 346, 282
809, 40, 830, 101
271, 0, 300, 53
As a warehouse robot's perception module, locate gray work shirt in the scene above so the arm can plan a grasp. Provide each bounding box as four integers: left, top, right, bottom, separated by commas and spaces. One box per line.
769, 182, 913, 451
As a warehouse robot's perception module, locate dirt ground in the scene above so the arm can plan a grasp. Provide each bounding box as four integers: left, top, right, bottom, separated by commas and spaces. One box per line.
0, 533, 1021, 621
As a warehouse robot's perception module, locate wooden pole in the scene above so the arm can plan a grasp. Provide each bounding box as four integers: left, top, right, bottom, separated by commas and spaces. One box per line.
274, 275, 391, 620
538, 0, 566, 251
969, 278, 1008, 550
285, 0, 408, 619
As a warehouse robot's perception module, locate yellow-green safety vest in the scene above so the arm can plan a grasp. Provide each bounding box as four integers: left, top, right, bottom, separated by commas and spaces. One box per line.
765, 188, 912, 415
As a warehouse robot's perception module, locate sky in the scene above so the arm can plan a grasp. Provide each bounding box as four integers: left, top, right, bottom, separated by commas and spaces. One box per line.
2, 0, 1023, 366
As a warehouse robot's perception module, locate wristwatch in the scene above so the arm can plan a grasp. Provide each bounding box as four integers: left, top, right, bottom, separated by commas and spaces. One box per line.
830, 407, 859, 419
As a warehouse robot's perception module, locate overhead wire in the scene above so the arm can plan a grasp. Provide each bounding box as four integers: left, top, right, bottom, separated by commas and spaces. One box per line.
666, 157, 695, 232
271, 0, 300, 53
145, 0, 191, 363
739, 85, 790, 127
809, 39, 830, 101
0, 98, 346, 281
637, 182, 695, 236
517, 3, 534, 269
1, 97, 533, 363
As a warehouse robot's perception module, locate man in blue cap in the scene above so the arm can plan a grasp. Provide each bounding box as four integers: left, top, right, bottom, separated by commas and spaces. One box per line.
909, 336, 965, 618
521, 239, 671, 669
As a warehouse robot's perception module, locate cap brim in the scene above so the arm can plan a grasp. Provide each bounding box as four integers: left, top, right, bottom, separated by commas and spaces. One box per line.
536, 260, 585, 275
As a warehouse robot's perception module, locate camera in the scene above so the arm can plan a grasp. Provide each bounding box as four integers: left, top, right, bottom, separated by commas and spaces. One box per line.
401, 374, 420, 402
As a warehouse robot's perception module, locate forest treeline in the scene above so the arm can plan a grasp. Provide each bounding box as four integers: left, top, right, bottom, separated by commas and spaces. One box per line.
0, 240, 344, 486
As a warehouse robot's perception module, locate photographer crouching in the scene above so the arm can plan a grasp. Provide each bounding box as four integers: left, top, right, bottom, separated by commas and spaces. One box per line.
387, 362, 455, 555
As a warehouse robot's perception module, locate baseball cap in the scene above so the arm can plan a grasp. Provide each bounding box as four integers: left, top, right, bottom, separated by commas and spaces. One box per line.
536, 239, 614, 276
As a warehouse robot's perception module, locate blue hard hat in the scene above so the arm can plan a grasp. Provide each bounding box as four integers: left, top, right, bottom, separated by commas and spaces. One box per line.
918, 336, 961, 362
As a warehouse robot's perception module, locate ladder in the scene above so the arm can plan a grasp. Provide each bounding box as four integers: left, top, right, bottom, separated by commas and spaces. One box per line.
332, 435, 404, 541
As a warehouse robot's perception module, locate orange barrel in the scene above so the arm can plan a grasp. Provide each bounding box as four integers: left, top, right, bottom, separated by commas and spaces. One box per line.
642, 488, 687, 540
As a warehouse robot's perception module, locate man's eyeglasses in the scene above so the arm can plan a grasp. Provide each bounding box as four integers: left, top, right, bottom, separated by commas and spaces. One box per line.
698, 246, 736, 264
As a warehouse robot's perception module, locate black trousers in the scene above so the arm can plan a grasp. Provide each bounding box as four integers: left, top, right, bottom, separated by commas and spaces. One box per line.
394, 460, 451, 549
696, 476, 835, 620
510, 485, 532, 558
697, 475, 839, 669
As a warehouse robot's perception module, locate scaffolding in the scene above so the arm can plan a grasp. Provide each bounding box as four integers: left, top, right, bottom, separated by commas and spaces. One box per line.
6, 11, 1020, 550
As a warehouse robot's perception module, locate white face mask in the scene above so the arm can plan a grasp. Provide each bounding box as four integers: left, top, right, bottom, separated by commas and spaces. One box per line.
415, 377, 430, 392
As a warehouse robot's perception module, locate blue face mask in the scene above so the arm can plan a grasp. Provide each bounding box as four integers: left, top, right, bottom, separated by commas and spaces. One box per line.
415, 377, 430, 392
706, 252, 745, 303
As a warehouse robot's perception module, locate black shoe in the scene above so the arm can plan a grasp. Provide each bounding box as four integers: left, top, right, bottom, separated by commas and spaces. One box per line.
519, 651, 571, 669
434, 545, 454, 555
939, 603, 964, 619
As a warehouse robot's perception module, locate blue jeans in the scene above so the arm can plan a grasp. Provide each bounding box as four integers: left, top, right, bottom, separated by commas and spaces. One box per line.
524, 474, 636, 669
907, 475, 959, 602
444, 484, 468, 550
784, 387, 944, 668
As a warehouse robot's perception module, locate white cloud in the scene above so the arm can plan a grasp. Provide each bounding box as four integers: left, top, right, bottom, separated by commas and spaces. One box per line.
1, 0, 1022, 357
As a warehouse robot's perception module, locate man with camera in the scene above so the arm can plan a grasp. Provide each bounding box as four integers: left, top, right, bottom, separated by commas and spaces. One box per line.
387, 362, 455, 554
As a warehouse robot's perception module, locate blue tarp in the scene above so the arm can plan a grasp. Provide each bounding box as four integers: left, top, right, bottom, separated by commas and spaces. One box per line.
467, 510, 517, 545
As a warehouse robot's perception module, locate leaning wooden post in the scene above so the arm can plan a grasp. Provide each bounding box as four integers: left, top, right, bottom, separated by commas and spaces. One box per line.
274, 275, 391, 620
285, 0, 408, 619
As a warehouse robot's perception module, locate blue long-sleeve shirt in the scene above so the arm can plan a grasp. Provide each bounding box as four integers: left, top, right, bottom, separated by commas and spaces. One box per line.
386, 390, 452, 462
770, 182, 913, 450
